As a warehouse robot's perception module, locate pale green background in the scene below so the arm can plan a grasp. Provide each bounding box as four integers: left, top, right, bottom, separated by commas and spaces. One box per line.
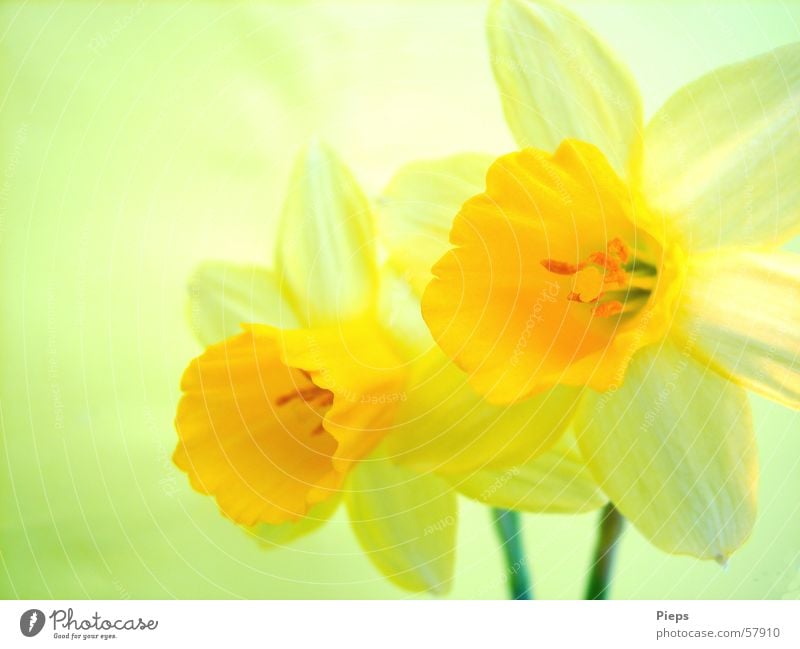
1, 0, 799, 599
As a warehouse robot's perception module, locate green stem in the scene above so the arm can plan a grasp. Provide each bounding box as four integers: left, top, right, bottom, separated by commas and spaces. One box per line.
491, 508, 532, 600
585, 503, 625, 600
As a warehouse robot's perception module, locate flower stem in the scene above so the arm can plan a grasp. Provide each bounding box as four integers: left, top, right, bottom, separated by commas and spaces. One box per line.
491, 508, 532, 600
585, 503, 625, 600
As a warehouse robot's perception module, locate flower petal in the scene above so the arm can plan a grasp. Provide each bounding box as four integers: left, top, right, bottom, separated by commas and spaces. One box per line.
174, 330, 342, 526
377, 154, 493, 294
488, 0, 643, 175
676, 250, 800, 409
386, 349, 581, 474
187, 261, 298, 346
642, 43, 800, 249
448, 433, 606, 513
275, 140, 378, 325
346, 457, 456, 594
250, 496, 341, 549
574, 341, 757, 561
270, 320, 409, 472
422, 141, 670, 403
377, 266, 433, 358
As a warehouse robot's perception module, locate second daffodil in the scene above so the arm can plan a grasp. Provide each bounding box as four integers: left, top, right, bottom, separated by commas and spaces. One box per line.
389, 0, 800, 562
174, 140, 606, 594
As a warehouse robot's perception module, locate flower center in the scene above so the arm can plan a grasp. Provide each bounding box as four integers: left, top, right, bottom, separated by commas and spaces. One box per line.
421, 138, 686, 401
541, 236, 659, 319
274, 370, 334, 434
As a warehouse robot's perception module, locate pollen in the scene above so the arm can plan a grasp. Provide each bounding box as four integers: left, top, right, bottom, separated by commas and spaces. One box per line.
540, 237, 638, 317
593, 300, 624, 318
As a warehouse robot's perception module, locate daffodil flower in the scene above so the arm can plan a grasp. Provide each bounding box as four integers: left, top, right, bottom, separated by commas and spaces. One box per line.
386, 0, 800, 562
174, 140, 605, 593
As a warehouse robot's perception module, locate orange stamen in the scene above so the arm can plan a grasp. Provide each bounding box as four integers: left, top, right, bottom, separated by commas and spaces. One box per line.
540, 259, 584, 275
593, 301, 624, 318
607, 237, 630, 263
541, 238, 635, 317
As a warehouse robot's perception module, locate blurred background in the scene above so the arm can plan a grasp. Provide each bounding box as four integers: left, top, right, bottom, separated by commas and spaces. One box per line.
1, 0, 799, 599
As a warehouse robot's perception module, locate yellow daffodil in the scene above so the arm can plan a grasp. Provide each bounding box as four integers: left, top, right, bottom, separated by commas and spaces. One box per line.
384, 0, 800, 562
174, 140, 606, 593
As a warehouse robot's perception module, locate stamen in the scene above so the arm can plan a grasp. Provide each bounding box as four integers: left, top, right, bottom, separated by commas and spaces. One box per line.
593, 301, 624, 318
607, 238, 630, 264
540, 259, 583, 275
567, 291, 594, 303
541, 237, 656, 318
541, 237, 630, 281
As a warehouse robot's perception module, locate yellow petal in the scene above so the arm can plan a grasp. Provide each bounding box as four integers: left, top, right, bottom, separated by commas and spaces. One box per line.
386, 348, 581, 474
448, 433, 606, 513
377, 266, 433, 359
268, 319, 409, 471
187, 261, 298, 346
575, 342, 757, 561
377, 154, 493, 294
642, 43, 800, 250
275, 140, 378, 325
250, 496, 341, 549
422, 141, 680, 403
346, 457, 456, 594
675, 250, 800, 409
488, 0, 643, 175
174, 329, 342, 526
